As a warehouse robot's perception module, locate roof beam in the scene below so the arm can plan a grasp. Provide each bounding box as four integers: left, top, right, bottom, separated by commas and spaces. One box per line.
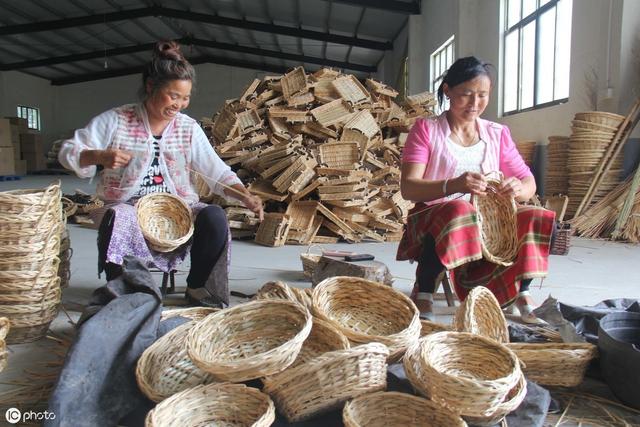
328, 0, 421, 14
51, 55, 289, 86
1, 38, 376, 73
0, 6, 392, 50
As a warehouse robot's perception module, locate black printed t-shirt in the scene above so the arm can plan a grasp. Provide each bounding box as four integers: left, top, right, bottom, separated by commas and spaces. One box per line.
137, 135, 169, 196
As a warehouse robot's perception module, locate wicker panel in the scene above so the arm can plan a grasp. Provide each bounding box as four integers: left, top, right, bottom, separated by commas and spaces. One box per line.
365, 78, 399, 97
236, 108, 263, 135
344, 110, 379, 139
281, 67, 308, 99
285, 201, 319, 243
332, 75, 371, 106
310, 99, 353, 127
255, 213, 292, 247
318, 142, 360, 169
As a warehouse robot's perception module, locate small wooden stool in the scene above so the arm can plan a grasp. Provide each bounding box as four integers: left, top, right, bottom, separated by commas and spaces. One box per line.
435, 271, 457, 307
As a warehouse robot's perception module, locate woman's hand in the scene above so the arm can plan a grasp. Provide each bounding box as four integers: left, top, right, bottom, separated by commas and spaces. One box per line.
99, 149, 131, 169
498, 176, 523, 199
453, 172, 487, 196
243, 194, 264, 221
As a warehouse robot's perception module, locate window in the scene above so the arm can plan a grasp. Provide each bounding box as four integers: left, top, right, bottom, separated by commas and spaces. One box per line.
430, 36, 455, 114
503, 0, 572, 115
17, 105, 41, 131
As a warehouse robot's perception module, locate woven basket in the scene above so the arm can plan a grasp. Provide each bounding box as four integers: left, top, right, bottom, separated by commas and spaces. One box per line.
574, 111, 625, 128
262, 343, 389, 422
136, 321, 217, 402
471, 178, 518, 266
343, 391, 466, 427
136, 193, 194, 253
550, 222, 571, 255
0, 317, 9, 372
420, 319, 452, 337
454, 286, 509, 343
463, 372, 527, 426
0, 183, 61, 214
145, 383, 275, 427
160, 306, 219, 322
506, 342, 597, 387
300, 245, 323, 278
312, 276, 421, 362
187, 300, 312, 382
407, 331, 523, 419
254, 281, 313, 310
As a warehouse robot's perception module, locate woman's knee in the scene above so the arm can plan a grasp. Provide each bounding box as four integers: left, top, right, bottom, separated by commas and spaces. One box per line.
195, 205, 228, 233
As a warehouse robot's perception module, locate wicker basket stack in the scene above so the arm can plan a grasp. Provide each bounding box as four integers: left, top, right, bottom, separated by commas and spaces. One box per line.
0, 183, 64, 343
516, 140, 536, 167
566, 111, 625, 217
0, 317, 9, 372
545, 135, 570, 196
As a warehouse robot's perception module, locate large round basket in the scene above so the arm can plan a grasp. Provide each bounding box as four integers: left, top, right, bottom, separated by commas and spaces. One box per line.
506, 342, 597, 387
145, 383, 275, 427
454, 286, 509, 343
254, 281, 312, 310
160, 306, 219, 322
343, 391, 466, 427
312, 276, 420, 361
186, 300, 312, 382
407, 331, 523, 420
136, 193, 194, 253
262, 343, 389, 422
0, 317, 9, 372
471, 178, 518, 266
136, 321, 217, 402
420, 319, 452, 337
0, 183, 61, 214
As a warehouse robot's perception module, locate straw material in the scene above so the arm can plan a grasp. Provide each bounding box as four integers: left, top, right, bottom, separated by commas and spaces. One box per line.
262, 343, 389, 422
471, 178, 518, 266
0, 317, 9, 372
312, 276, 421, 361
454, 286, 509, 343
145, 383, 275, 427
506, 342, 597, 387
136, 321, 217, 402
343, 391, 467, 427
136, 193, 194, 253
186, 300, 312, 382
406, 331, 523, 420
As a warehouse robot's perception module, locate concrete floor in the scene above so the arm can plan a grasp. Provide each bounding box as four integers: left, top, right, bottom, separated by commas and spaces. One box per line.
2, 174, 640, 422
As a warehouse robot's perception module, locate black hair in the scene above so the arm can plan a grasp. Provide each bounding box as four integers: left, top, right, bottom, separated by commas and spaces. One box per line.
437, 56, 494, 107
139, 41, 196, 100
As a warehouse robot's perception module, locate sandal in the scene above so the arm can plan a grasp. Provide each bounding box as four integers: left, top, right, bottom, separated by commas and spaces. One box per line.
515, 291, 546, 325
411, 283, 434, 321
185, 287, 224, 309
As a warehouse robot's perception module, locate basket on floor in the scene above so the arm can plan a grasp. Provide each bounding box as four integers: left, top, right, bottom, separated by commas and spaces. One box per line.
471, 177, 518, 266
136, 193, 194, 253
312, 276, 420, 362
145, 383, 275, 427
187, 300, 312, 382
406, 331, 523, 421
506, 342, 597, 387
300, 245, 323, 279
454, 286, 509, 343
262, 343, 389, 422
254, 281, 313, 310
137, 321, 217, 402
0, 317, 9, 372
0, 183, 61, 214
343, 391, 466, 427
550, 221, 571, 255
159, 306, 219, 322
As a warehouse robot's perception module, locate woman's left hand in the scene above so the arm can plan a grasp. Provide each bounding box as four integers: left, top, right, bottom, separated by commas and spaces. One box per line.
498, 177, 523, 199
243, 194, 264, 221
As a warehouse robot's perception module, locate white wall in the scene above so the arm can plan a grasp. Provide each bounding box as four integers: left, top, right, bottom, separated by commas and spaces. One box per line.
377, 23, 409, 90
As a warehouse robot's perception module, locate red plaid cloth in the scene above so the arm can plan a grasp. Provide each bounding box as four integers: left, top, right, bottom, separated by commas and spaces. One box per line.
397, 200, 555, 306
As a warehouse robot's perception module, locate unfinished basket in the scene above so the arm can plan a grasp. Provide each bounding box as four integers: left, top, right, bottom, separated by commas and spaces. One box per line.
409, 331, 523, 420
136, 321, 217, 402
506, 342, 597, 387
312, 276, 421, 361
145, 383, 275, 427
299, 245, 323, 278
160, 306, 218, 322
136, 193, 193, 253
471, 178, 519, 266
262, 343, 389, 422
186, 300, 312, 382
454, 286, 509, 343
343, 391, 466, 427
0, 317, 9, 372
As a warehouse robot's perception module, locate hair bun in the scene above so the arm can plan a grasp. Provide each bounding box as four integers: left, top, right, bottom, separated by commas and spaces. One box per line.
154, 41, 184, 62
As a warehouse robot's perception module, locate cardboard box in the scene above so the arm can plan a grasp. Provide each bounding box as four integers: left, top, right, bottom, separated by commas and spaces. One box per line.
12, 142, 21, 161
9, 125, 21, 144
0, 147, 16, 175
19, 133, 43, 154
14, 159, 27, 176
0, 119, 12, 147
4, 117, 28, 133
23, 151, 47, 172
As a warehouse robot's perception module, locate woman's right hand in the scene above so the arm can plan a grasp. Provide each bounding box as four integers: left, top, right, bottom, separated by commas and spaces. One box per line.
99, 149, 131, 169
453, 172, 487, 196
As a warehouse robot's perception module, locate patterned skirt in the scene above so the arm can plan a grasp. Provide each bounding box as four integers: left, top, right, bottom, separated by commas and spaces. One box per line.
396, 200, 555, 306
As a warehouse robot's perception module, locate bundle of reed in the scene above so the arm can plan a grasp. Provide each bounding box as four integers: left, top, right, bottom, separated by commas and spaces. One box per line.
572, 179, 634, 238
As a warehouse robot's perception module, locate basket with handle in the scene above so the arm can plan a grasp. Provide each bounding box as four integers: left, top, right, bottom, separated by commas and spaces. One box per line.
471, 175, 519, 266
136, 193, 194, 253
312, 276, 420, 362
144, 383, 275, 427
454, 286, 509, 343
299, 245, 323, 279
186, 300, 312, 382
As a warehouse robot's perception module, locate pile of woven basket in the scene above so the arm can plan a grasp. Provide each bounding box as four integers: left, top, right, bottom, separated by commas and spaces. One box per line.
0, 182, 64, 343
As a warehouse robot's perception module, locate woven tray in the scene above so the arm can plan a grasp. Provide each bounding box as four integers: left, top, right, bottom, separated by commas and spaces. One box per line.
145, 383, 275, 427
454, 286, 509, 343
262, 343, 388, 422
136, 193, 193, 253
343, 391, 466, 427
506, 342, 597, 387
312, 276, 420, 362
187, 300, 312, 382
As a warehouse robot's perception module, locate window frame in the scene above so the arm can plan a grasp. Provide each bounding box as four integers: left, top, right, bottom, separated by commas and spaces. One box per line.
16, 105, 41, 131
502, 0, 570, 116
430, 35, 455, 114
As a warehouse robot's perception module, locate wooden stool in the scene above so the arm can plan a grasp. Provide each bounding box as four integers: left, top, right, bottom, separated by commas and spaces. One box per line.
435, 271, 457, 307
161, 270, 177, 295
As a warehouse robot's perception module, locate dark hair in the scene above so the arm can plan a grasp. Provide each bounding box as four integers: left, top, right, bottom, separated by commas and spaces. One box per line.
139, 41, 196, 99
437, 56, 494, 107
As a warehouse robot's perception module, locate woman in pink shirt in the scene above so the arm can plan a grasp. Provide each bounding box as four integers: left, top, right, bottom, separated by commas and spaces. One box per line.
396, 57, 555, 323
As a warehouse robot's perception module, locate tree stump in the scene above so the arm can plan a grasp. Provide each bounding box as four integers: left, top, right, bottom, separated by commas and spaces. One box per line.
311, 256, 393, 287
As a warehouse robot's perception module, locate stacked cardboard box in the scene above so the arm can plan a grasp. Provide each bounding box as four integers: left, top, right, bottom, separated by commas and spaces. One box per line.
0, 117, 46, 175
